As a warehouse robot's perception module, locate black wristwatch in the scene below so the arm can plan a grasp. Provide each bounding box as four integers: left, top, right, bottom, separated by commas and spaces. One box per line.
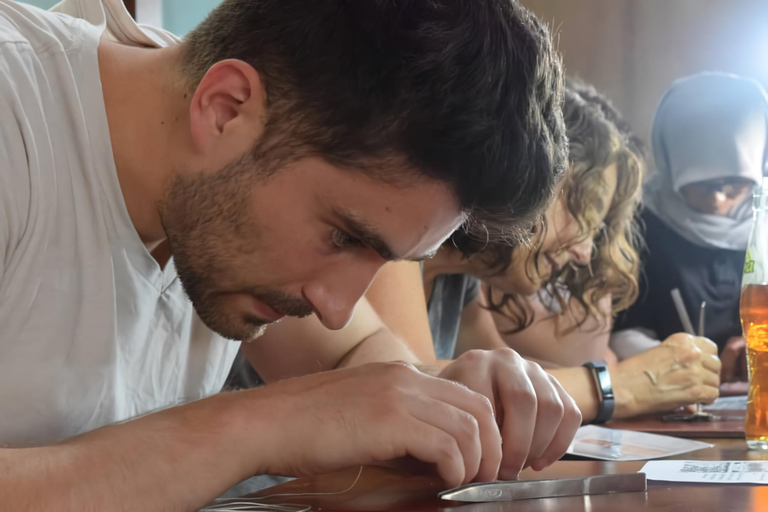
583, 361, 615, 423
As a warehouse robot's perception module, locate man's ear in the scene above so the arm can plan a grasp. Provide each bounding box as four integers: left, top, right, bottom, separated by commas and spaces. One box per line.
188, 59, 266, 153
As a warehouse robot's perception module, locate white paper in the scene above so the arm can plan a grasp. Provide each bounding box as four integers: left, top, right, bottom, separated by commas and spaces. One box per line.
567, 425, 712, 461
641, 460, 768, 484
703, 395, 747, 411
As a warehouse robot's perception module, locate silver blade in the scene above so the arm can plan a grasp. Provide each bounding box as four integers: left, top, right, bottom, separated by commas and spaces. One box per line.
439, 473, 647, 502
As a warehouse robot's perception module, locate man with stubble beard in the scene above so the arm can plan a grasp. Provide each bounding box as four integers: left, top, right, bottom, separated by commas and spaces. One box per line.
0, 0, 579, 509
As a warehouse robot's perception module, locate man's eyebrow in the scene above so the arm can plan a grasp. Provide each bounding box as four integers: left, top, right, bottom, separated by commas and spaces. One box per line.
334, 209, 438, 262
336, 210, 396, 261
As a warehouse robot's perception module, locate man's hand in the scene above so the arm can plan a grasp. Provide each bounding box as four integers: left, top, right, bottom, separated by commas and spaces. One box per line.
257, 362, 502, 487
721, 336, 748, 383
436, 348, 581, 480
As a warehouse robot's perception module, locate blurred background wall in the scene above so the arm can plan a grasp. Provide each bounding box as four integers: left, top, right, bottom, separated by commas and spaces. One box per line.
520, 0, 768, 145
20, 0, 768, 146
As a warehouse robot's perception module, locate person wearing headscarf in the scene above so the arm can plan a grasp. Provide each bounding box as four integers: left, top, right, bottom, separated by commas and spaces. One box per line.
613, 72, 768, 384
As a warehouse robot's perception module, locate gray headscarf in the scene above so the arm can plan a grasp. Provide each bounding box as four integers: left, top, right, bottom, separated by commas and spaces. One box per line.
645, 72, 768, 250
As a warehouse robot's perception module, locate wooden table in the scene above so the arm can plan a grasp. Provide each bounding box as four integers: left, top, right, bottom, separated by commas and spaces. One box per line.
248, 439, 768, 511
607, 406, 747, 439
246, 398, 758, 511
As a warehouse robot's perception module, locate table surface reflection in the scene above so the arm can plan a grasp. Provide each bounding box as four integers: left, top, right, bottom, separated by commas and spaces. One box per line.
247, 438, 768, 511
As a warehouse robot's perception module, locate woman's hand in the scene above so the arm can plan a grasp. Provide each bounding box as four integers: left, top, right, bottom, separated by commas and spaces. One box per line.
610, 333, 721, 419
720, 336, 748, 383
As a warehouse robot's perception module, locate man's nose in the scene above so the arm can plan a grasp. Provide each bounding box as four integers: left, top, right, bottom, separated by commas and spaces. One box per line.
302, 260, 385, 330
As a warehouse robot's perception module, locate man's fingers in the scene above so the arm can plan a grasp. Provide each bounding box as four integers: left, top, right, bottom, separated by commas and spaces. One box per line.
406, 395, 482, 485
420, 377, 502, 483
522, 365, 564, 464
529, 377, 582, 470
399, 418, 466, 488
496, 369, 537, 480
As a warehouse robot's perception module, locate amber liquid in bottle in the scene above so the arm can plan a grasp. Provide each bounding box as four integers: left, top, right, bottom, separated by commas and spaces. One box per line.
741, 284, 768, 446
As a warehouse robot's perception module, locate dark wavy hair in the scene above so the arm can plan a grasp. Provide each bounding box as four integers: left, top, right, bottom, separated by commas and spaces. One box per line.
182, 0, 567, 241
487, 79, 645, 331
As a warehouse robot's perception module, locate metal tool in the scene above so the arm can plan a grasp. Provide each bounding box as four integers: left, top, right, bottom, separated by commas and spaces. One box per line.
670, 288, 695, 335
439, 473, 647, 502
663, 295, 717, 422
696, 302, 707, 417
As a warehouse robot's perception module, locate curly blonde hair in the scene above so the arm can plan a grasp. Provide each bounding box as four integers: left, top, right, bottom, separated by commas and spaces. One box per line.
487, 79, 645, 330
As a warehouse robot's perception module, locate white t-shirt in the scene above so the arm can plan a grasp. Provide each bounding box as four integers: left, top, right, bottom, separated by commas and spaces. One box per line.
0, 0, 239, 445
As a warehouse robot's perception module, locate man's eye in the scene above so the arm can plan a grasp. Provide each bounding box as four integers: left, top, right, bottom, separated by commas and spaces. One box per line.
332, 229, 364, 249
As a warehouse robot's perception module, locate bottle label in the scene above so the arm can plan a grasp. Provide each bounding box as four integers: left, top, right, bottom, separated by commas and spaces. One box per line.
745, 249, 756, 275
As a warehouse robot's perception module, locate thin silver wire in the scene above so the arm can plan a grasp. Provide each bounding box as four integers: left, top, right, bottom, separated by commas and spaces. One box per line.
199, 466, 364, 512
200, 504, 308, 512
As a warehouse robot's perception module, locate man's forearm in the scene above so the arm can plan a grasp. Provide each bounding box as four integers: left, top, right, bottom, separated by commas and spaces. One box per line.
415, 359, 453, 376
336, 327, 421, 369
332, 327, 457, 378
0, 390, 274, 511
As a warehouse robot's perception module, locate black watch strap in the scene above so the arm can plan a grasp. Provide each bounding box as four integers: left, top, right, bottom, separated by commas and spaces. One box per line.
583, 361, 615, 423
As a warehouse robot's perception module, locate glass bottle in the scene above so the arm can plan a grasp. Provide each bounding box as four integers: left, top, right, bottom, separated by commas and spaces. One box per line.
741, 177, 768, 450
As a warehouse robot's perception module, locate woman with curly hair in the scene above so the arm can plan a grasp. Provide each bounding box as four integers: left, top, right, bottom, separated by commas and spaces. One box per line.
366, 81, 720, 423
481, 79, 646, 365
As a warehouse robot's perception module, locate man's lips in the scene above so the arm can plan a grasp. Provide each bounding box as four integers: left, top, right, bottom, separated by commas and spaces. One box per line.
247, 295, 285, 322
